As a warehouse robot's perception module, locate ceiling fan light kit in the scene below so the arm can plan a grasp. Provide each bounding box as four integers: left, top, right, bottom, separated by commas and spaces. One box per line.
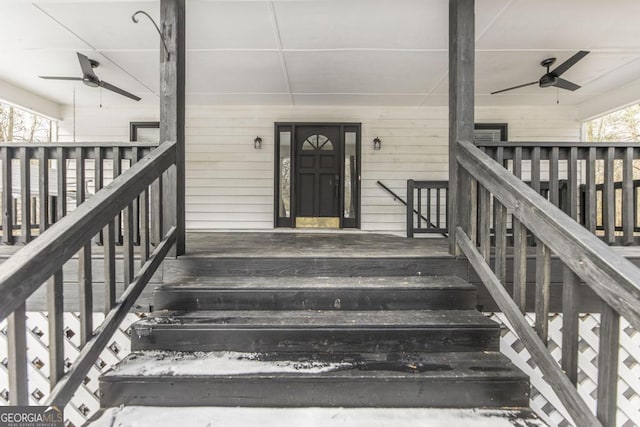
39, 52, 142, 102
491, 50, 590, 95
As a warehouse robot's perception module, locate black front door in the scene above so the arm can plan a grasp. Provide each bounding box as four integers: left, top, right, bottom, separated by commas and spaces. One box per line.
295, 126, 341, 227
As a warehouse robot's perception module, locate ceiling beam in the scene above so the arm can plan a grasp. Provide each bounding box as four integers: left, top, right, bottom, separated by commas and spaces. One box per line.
0, 79, 62, 120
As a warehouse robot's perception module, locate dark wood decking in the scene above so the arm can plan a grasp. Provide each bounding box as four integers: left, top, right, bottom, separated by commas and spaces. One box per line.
180, 231, 451, 258
6, 230, 640, 313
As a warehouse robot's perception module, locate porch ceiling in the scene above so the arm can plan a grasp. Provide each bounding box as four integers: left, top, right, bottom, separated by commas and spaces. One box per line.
2, 0, 640, 109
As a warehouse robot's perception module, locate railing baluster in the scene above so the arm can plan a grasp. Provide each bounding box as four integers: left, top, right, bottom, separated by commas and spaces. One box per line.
3, 148, 14, 244
40, 148, 63, 388
568, 147, 578, 220
113, 147, 122, 243
406, 179, 414, 238
140, 186, 150, 265
549, 147, 559, 206
417, 187, 422, 229
513, 220, 527, 313
436, 188, 441, 230
426, 188, 431, 228
95, 147, 104, 245
468, 177, 477, 245
123, 203, 134, 286
604, 147, 615, 244
38, 148, 49, 236
561, 267, 580, 385
586, 147, 597, 233
76, 147, 92, 346
597, 303, 620, 427
495, 200, 507, 284
47, 270, 64, 388
535, 241, 551, 343
56, 147, 67, 221
623, 147, 634, 245
103, 221, 116, 314
20, 147, 31, 242
7, 302, 27, 405
131, 147, 141, 245
532, 146, 541, 194
152, 176, 163, 245
492, 147, 504, 236
512, 146, 527, 310
479, 186, 491, 263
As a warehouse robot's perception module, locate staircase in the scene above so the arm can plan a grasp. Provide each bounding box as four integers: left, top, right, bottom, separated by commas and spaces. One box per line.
93, 249, 544, 426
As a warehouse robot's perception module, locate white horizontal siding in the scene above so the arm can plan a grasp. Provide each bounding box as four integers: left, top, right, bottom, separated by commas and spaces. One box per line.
58, 104, 580, 232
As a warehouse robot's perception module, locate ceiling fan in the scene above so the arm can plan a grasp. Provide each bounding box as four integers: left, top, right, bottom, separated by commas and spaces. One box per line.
491, 51, 590, 95
40, 52, 141, 101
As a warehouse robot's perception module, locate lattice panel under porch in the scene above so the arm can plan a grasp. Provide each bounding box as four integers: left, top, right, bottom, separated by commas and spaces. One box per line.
0, 313, 140, 427
489, 313, 639, 427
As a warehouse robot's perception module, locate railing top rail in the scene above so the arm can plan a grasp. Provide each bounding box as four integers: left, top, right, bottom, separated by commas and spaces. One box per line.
458, 139, 640, 330
0, 140, 176, 322
0, 142, 159, 148
410, 180, 448, 188
476, 141, 640, 148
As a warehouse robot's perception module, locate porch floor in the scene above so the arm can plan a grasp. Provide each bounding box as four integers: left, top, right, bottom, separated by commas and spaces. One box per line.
181, 231, 450, 258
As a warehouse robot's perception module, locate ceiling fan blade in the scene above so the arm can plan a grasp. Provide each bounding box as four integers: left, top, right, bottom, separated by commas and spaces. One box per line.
491, 81, 538, 95
551, 51, 590, 77
39, 76, 82, 81
77, 52, 98, 79
99, 80, 141, 101
553, 78, 581, 91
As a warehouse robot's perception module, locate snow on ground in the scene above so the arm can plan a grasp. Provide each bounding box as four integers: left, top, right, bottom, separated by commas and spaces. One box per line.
90, 407, 546, 427
108, 351, 353, 376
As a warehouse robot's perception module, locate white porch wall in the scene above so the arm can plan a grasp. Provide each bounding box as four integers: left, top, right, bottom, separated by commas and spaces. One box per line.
58, 105, 580, 232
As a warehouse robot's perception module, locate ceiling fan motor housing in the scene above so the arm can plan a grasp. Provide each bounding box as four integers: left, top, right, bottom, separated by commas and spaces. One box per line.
539, 74, 558, 88
82, 76, 100, 88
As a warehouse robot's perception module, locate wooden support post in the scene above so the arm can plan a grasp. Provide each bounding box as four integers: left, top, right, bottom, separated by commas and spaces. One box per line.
160, 0, 186, 256
448, 0, 475, 255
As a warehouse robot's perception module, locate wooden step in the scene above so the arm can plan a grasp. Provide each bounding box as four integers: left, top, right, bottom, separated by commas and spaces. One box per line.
100, 351, 529, 409
154, 276, 477, 311
163, 256, 468, 279
130, 310, 500, 355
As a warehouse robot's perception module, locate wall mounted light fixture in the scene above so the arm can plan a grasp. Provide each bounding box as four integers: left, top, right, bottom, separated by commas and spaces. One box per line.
373, 137, 382, 151
254, 136, 263, 149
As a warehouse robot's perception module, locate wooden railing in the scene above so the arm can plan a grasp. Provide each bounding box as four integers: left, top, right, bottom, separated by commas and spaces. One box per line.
0, 140, 177, 407
0, 142, 158, 245
455, 139, 640, 426
406, 180, 448, 237
478, 141, 640, 245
